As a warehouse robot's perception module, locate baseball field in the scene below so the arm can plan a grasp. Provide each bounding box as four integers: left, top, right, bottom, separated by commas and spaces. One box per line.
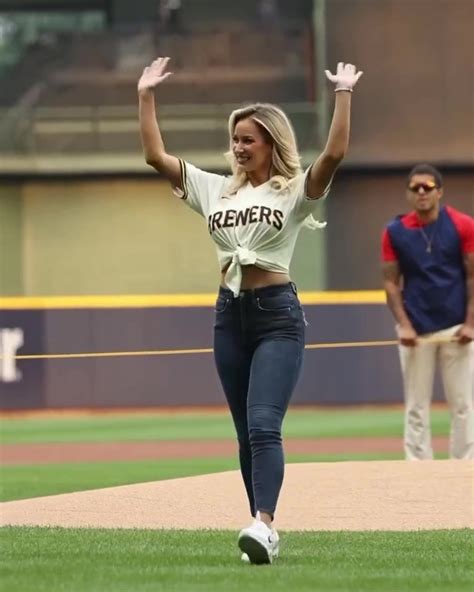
1, 406, 473, 591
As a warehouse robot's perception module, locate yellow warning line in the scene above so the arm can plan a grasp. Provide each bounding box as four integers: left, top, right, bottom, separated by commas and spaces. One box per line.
0, 290, 386, 309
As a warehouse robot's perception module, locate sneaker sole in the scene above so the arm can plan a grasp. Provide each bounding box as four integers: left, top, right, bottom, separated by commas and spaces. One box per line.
238, 534, 272, 565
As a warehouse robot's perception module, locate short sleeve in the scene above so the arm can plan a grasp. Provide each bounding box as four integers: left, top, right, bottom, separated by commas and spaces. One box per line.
291, 166, 332, 220
446, 206, 474, 254
173, 159, 228, 218
382, 228, 398, 261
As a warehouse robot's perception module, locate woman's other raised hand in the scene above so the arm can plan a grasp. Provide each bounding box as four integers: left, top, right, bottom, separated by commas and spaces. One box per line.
138, 57, 173, 94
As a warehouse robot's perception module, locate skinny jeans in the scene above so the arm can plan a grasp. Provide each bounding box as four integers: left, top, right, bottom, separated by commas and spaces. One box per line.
213, 282, 305, 517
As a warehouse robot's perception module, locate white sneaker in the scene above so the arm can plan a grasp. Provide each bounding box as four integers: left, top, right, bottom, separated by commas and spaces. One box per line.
241, 534, 279, 563
271, 527, 280, 559
238, 513, 280, 565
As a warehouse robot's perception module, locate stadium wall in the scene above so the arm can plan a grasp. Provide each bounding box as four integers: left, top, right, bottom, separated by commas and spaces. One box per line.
0, 294, 446, 410
1, 170, 470, 297
0, 183, 23, 296
327, 0, 474, 166
0, 177, 326, 295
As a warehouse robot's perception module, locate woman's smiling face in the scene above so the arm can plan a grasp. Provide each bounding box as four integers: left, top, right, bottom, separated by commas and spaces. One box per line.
232, 117, 273, 176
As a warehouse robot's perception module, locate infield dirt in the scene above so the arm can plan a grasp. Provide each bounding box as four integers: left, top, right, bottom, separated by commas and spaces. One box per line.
2, 460, 472, 531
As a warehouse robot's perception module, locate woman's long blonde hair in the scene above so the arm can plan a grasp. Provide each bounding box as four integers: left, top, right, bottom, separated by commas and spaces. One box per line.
225, 103, 302, 195
224, 103, 326, 230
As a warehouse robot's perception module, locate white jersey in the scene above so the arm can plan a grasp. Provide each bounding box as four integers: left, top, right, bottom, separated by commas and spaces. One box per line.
174, 159, 329, 296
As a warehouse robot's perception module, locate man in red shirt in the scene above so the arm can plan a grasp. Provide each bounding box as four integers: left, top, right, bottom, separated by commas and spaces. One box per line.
382, 164, 474, 459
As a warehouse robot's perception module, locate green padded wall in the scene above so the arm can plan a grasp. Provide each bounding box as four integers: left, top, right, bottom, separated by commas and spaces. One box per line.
21, 178, 218, 295
0, 177, 325, 296
0, 184, 23, 295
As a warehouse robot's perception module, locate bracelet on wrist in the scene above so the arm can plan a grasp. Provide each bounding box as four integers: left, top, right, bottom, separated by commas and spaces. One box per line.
335, 87, 353, 93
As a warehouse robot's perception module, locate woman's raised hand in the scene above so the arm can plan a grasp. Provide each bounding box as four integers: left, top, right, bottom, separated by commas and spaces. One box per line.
325, 62, 363, 92
138, 57, 173, 93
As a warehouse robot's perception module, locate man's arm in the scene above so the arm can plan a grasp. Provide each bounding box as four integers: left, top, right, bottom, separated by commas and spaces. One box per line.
457, 252, 474, 344
382, 261, 418, 346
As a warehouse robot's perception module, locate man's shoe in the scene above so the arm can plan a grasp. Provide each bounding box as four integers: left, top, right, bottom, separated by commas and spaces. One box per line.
238, 513, 279, 565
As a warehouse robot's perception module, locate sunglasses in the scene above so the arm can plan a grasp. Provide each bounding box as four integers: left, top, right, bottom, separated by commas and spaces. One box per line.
408, 181, 438, 193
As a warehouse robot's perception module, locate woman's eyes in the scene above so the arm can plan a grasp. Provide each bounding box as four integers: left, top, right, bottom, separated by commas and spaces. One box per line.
233, 138, 254, 145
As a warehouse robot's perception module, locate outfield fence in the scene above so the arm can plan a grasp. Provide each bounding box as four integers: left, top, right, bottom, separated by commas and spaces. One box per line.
0, 294, 448, 409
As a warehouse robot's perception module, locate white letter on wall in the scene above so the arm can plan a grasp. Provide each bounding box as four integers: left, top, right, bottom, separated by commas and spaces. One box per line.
0, 328, 24, 382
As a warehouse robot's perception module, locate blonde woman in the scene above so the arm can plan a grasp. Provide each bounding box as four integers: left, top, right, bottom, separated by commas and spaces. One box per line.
138, 57, 363, 564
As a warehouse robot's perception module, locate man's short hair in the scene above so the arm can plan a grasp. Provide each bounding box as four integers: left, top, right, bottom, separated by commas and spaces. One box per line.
407, 164, 443, 187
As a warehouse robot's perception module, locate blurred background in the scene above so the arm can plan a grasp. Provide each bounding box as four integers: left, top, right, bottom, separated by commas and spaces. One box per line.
0, 0, 473, 409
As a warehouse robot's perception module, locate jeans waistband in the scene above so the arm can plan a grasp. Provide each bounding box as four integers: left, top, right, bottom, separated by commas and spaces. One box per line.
218, 282, 297, 299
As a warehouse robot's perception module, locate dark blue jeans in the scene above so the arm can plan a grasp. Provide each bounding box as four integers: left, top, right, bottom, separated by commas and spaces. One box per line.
213, 282, 305, 518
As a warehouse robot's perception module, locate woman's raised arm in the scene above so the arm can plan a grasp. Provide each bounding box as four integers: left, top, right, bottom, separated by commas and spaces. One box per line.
306, 62, 363, 198
138, 57, 182, 189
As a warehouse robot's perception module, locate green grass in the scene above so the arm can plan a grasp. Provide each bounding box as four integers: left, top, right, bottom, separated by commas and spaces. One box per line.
1, 527, 472, 592
0, 453, 410, 502
0, 457, 237, 502
0, 407, 450, 444
0, 408, 450, 501
0, 410, 466, 591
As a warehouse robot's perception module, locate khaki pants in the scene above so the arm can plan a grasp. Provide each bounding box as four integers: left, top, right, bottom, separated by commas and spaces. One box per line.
398, 324, 474, 460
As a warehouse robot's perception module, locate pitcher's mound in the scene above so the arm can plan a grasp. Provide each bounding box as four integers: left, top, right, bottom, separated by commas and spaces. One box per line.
2, 460, 473, 531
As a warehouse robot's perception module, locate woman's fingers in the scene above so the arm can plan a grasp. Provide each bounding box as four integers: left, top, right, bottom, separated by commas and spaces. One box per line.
325, 62, 363, 89
324, 69, 337, 82
151, 56, 170, 73
139, 57, 173, 87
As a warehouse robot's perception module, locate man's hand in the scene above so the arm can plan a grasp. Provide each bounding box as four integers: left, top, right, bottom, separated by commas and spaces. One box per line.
398, 325, 418, 347
138, 57, 173, 94
456, 324, 474, 345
